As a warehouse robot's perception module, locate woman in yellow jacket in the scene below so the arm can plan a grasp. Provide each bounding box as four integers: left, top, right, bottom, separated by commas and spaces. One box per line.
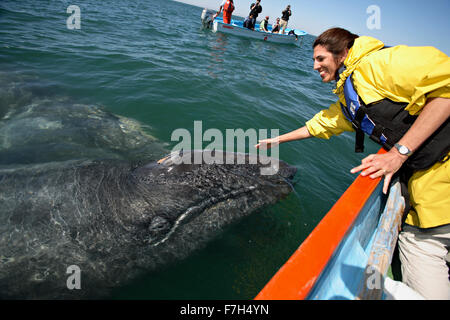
257, 28, 450, 299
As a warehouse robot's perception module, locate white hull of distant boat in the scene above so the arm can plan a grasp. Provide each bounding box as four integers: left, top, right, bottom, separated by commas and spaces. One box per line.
201, 9, 307, 46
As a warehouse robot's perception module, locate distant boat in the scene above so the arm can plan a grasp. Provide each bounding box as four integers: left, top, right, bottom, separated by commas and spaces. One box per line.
201, 9, 307, 46
255, 148, 417, 300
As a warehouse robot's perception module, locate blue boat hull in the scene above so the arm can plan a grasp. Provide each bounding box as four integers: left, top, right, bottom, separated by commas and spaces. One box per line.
256, 149, 408, 300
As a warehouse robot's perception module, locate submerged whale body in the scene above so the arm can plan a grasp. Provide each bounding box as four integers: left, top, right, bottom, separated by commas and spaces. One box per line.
0, 92, 297, 298
0, 98, 167, 165
0, 151, 296, 299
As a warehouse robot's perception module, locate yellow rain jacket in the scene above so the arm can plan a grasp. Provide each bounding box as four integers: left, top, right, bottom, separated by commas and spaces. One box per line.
306, 36, 450, 228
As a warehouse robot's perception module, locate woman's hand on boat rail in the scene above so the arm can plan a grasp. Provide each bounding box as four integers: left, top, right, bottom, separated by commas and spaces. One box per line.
350, 150, 408, 194
351, 98, 450, 194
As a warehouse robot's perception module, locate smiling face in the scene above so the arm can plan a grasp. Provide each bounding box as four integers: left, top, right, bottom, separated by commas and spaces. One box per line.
313, 45, 347, 82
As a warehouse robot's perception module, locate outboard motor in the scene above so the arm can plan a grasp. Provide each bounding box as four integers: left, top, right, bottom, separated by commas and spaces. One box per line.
201, 8, 215, 29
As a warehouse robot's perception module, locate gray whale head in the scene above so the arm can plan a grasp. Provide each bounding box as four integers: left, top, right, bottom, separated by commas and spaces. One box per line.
0, 150, 296, 299
131, 150, 296, 247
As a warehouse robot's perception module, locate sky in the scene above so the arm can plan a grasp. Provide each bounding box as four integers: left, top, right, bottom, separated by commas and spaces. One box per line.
176, 0, 450, 55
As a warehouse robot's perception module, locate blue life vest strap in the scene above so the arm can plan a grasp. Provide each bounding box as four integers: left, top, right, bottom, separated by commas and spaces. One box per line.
342, 74, 387, 152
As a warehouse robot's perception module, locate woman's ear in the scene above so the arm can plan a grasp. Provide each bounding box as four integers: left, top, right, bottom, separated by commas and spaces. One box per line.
340, 48, 349, 64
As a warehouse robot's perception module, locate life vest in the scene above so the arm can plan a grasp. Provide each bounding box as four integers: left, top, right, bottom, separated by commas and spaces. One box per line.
223, 0, 234, 14
342, 72, 450, 171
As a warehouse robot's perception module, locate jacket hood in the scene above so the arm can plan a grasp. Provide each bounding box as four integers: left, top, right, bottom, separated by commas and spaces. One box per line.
334, 36, 385, 95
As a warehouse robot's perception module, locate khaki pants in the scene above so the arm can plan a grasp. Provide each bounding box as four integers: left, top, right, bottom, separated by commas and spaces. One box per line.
280, 19, 288, 34
398, 224, 450, 300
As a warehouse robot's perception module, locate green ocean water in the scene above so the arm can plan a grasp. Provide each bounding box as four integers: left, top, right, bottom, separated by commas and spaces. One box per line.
0, 0, 381, 299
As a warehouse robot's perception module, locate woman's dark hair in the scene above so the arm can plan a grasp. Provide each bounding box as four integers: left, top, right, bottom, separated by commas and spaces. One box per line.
313, 28, 359, 57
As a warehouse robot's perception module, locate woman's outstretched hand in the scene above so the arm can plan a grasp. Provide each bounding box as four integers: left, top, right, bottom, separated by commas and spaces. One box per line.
350, 149, 408, 194
255, 137, 280, 150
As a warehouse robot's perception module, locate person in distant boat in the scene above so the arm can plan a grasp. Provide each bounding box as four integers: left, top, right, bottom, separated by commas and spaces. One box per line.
213, 0, 235, 25
271, 18, 281, 34
256, 27, 450, 300
280, 5, 292, 34
248, 0, 262, 30
259, 16, 269, 32
243, 14, 254, 30
288, 29, 298, 40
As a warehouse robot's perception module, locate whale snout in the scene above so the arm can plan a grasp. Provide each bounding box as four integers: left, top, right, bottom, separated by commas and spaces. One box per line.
131, 150, 298, 254
277, 159, 297, 181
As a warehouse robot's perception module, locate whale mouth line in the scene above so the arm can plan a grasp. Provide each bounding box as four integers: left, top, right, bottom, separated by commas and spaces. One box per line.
149, 185, 258, 247
140, 150, 297, 247
148, 164, 296, 247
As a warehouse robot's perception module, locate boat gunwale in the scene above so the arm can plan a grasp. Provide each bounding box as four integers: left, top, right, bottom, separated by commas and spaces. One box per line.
255, 148, 387, 300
